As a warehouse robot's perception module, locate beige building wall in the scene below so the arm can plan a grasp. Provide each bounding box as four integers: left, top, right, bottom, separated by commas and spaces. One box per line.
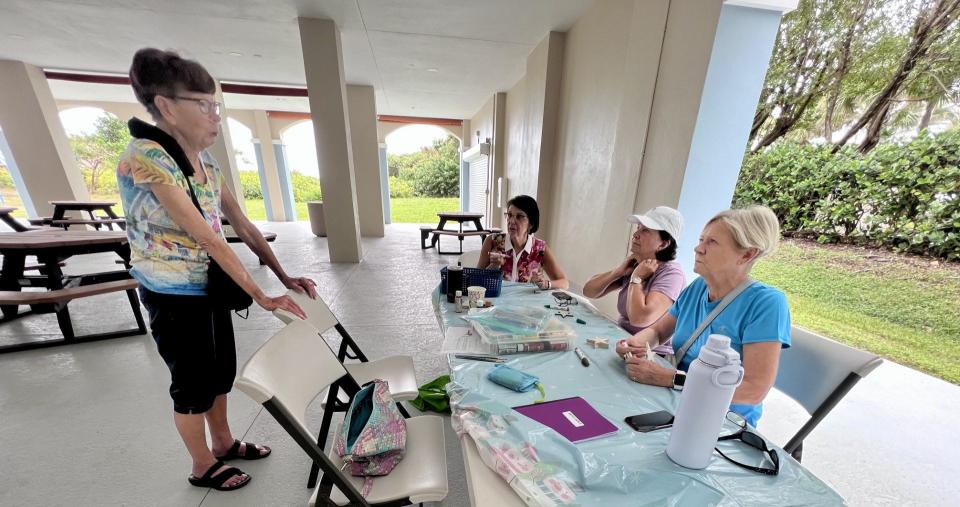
502, 31, 565, 242
347, 85, 385, 237
469, 97, 495, 148
0, 60, 89, 216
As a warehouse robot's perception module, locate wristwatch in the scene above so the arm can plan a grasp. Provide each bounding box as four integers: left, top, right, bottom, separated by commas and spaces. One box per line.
672, 370, 687, 391
630, 275, 644, 285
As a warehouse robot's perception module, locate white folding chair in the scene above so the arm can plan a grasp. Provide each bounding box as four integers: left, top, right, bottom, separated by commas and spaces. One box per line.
275, 290, 420, 486
458, 250, 481, 269
235, 320, 448, 507
774, 325, 883, 461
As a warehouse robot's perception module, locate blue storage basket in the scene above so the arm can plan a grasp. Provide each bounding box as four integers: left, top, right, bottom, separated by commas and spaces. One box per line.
441, 266, 503, 297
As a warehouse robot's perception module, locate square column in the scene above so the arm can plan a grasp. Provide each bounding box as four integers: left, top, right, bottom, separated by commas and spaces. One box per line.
347, 85, 385, 237
251, 110, 290, 221
298, 17, 362, 262
0, 60, 88, 216
634, 2, 786, 279
207, 82, 246, 213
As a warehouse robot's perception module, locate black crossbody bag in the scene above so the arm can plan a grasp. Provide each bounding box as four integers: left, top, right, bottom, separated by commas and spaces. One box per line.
128, 118, 253, 313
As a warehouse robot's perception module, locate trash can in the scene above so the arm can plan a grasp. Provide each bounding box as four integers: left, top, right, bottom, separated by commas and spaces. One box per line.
307, 201, 326, 237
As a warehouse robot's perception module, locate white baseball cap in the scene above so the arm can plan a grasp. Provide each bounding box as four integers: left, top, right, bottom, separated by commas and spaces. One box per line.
628, 206, 683, 240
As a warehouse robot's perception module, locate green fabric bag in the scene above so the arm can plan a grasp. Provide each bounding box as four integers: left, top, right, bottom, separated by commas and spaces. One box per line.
409, 375, 452, 414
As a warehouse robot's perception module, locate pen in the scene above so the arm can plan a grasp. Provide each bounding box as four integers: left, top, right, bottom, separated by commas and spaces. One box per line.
454, 354, 506, 363
574, 347, 590, 367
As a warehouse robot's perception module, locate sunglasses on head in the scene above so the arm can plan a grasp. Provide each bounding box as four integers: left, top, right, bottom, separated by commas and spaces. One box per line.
715, 412, 780, 476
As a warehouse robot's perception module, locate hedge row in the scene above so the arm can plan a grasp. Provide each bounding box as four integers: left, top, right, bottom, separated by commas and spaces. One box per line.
734, 129, 960, 260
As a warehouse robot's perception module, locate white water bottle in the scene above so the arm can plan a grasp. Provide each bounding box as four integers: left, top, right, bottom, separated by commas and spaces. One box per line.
666, 334, 744, 469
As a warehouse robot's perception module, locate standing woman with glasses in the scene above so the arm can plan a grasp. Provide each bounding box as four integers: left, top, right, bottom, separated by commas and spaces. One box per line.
477, 195, 569, 289
118, 48, 315, 492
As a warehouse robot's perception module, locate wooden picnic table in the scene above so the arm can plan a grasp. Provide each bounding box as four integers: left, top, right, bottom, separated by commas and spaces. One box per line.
425, 212, 493, 255
0, 206, 34, 232
435, 211, 485, 234
48, 200, 126, 230
0, 230, 131, 314
0, 229, 140, 352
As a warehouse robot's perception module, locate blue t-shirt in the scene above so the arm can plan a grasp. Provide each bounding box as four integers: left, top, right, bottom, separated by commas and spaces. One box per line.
668, 277, 791, 426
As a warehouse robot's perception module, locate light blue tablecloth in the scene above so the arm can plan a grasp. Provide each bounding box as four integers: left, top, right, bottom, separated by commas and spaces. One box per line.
433, 282, 845, 506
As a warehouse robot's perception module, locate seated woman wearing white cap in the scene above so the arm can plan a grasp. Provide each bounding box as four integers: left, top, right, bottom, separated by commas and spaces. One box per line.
583, 207, 686, 347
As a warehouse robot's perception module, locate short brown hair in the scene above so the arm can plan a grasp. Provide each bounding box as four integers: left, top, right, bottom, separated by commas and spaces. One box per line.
129, 48, 215, 118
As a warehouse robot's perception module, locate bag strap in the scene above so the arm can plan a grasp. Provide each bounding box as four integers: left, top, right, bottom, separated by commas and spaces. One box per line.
669, 277, 756, 367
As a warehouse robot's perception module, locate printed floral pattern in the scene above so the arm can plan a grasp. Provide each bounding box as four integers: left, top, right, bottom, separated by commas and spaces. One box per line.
448, 381, 580, 506
501, 237, 547, 283
117, 139, 225, 295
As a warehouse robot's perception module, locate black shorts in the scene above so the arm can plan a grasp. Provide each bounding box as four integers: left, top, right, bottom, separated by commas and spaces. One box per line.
140, 288, 236, 415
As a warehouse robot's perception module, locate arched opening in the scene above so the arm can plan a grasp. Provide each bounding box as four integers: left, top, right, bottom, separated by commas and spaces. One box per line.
280, 120, 321, 220
384, 124, 461, 223
59, 106, 126, 207
225, 117, 263, 218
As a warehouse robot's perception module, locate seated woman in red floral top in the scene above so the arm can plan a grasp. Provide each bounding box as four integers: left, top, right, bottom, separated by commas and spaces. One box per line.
477, 195, 569, 290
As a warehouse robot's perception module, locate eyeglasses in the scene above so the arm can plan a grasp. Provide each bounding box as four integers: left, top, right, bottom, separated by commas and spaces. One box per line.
503, 212, 528, 221
169, 96, 222, 116
715, 412, 780, 476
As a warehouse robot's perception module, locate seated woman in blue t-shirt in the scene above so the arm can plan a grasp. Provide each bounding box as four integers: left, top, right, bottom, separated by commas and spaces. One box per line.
615, 205, 790, 427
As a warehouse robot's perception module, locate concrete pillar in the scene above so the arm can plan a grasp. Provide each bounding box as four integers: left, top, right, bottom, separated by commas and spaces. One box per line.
347, 85, 385, 237
0, 60, 89, 216
298, 17, 362, 262
378, 143, 391, 224
634, 2, 785, 280
0, 129, 35, 215
489, 93, 507, 230
208, 82, 246, 213
273, 141, 297, 220
251, 110, 288, 221
460, 120, 471, 212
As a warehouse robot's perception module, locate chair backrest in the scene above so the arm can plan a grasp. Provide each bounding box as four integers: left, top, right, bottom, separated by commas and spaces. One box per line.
274, 289, 339, 333
235, 320, 347, 424
459, 250, 481, 268
775, 326, 883, 414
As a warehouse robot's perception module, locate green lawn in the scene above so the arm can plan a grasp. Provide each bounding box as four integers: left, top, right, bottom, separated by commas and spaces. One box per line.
241, 197, 460, 224
754, 240, 960, 384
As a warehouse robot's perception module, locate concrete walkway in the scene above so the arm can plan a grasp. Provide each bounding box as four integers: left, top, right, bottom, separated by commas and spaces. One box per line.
0, 222, 956, 506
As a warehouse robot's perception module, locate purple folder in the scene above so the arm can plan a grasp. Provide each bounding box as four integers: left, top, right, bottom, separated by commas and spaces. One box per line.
513, 396, 619, 443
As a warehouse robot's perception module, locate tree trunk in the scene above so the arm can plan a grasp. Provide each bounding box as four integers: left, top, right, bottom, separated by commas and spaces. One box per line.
833, 0, 960, 152
825, 0, 872, 143
918, 99, 936, 132
858, 100, 892, 153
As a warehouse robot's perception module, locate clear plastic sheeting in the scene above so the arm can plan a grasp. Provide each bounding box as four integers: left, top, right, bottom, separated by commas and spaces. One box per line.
435, 283, 846, 506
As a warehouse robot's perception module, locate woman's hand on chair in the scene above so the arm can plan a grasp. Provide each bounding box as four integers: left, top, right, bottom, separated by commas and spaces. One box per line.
257, 294, 308, 320
282, 275, 318, 299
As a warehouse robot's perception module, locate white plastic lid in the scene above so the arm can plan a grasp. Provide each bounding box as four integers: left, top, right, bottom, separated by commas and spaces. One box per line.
698, 334, 741, 367
455, 290, 462, 296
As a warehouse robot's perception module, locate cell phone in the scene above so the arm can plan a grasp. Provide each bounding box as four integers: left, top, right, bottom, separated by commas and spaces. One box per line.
624, 411, 674, 432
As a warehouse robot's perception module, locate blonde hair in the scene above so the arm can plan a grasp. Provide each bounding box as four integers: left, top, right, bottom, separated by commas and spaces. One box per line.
708, 205, 781, 259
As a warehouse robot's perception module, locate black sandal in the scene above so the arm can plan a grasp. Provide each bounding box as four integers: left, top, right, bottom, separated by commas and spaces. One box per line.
188, 460, 251, 491
215, 439, 272, 461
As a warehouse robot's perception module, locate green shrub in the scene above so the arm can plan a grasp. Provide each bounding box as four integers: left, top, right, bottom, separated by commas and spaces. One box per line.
291, 172, 321, 202
735, 129, 960, 260
239, 171, 262, 199
411, 157, 459, 197
389, 176, 414, 198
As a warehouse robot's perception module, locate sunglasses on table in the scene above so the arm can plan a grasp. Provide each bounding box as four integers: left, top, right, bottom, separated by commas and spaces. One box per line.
715, 412, 780, 476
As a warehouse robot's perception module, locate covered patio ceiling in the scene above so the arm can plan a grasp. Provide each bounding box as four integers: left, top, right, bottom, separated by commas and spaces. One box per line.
0, 0, 593, 118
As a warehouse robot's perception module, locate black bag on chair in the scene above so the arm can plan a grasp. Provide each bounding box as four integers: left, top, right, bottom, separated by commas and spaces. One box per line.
128, 118, 252, 313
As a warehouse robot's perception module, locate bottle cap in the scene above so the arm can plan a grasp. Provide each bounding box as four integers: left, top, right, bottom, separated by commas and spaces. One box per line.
455, 290, 462, 296
698, 334, 741, 367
